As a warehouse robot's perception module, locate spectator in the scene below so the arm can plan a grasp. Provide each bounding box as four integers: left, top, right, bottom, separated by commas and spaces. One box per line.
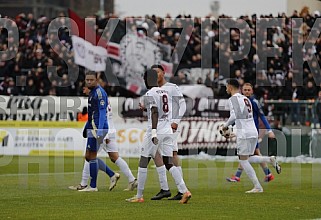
170, 71, 190, 85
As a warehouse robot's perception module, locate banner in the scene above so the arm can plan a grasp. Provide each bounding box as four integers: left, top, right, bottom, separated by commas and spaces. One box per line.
68, 10, 172, 95
0, 121, 85, 156
0, 95, 88, 121
0, 118, 234, 157
72, 35, 108, 71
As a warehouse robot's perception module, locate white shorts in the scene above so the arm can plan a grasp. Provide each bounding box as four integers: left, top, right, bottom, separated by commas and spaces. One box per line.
140, 130, 174, 158
100, 132, 118, 153
172, 131, 179, 152
236, 138, 257, 156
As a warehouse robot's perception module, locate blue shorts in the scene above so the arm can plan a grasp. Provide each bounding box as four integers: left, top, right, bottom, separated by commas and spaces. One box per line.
255, 142, 259, 149
86, 137, 100, 152
86, 129, 108, 152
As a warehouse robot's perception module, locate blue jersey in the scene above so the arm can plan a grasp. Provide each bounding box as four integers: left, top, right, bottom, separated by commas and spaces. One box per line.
250, 96, 271, 132
85, 85, 108, 137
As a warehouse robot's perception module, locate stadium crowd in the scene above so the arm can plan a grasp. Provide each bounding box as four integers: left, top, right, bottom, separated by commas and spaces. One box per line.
1, 7, 321, 125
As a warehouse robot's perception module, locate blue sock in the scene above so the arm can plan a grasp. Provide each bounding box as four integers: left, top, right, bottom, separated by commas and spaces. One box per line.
97, 158, 115, 177
235, 168, 243, 178
263, 167, 271, 176
89, 159, 98, 188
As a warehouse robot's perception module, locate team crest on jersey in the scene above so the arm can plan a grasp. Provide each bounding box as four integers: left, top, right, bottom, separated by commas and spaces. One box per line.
100, 100, 105, 106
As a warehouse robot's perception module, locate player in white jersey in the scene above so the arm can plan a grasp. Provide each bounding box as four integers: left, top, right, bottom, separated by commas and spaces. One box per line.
221, 79, 263, 193
126, 69, 191, 203
151, 64, 187, 200
69, 87, 137, 191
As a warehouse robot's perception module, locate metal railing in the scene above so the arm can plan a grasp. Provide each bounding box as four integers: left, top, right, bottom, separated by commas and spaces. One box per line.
264, 99, 320, 126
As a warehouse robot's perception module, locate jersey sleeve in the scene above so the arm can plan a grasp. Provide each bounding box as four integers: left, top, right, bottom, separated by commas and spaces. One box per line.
144, 91, 157, 109
224, 98, 236, 127
254, 99, 272, 131
96, 88, 108, 136
172, 85, 186, 124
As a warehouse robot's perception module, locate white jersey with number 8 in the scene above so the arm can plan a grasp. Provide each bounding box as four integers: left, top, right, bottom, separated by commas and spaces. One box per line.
143, 87, 172, 134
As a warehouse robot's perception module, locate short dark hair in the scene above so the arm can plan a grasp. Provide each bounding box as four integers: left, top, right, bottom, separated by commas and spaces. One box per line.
85, 71, 97, 78
226, 78, 240, 89
144, 69, 158, 89
151, 64, 164, 72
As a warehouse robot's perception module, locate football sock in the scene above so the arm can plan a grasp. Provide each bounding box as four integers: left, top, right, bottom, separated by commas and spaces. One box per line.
156, 165, 169, 191
263, 167, 271, 176
239, 160, 262, 189
248, 155, 270, 163
115, 157, 135, 182
97, 158, 114, 177
89, 159, 98, 188
235, 167, 243, 178
81, 160, 90, 186
169, 166, 188, 193
137, 167, 147, 198
177, 166, 183, 178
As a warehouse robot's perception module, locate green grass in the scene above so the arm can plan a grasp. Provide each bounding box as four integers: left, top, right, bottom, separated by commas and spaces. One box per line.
0, 156, 321, 219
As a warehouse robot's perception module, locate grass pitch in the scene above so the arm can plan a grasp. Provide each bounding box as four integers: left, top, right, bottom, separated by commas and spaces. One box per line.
0, 156, 321, 219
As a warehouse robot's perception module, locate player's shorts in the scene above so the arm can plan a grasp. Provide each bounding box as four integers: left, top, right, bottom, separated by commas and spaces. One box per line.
172, 130, 179, 152
86, 129, 108, 152
236, 138, 258, 156
140, 129, 174, 158
101, 132, 118, 153
86, 137, 100, 152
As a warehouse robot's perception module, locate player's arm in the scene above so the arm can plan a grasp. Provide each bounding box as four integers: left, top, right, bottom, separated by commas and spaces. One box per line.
97, 91, 108, 141
82, 121, 90, 138
172, 86, 186, 131
254, 99, 275, 138
224, 99, 236, 128
151, 106, 159, 145
146, 92, 158, 145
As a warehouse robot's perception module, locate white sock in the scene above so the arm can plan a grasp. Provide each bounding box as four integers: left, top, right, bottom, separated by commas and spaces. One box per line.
177, 166, 183, 178
248, 155, 270, 164
137, 167, 147, 198
169, 166, 188, 193
81, 160, 90, 186
115, 157, 136, 182
156, 165, 169, 191
239, 160, 262, 189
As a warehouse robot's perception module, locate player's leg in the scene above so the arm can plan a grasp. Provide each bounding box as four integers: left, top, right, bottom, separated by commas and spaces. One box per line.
254, 148, 274, 182
247, 153, 281, 174
163, 155, 191, 203
127, 133, 166, 202
104, 139, 137, 191
151, 151, 171, 200
79, 137, 99, 192
149, 135, 171, 200
68, 159, 89, 190
126, 156, 150, 203
172, 137, 183, 177
79, 135, 114, 192
227, 143, 261, 182
226, 163, 243, 182
162, 138, 191, 203
238, 138, 263, 193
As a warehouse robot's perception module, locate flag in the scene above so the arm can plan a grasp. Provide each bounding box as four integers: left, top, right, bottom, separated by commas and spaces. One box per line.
68, 9, 108, 71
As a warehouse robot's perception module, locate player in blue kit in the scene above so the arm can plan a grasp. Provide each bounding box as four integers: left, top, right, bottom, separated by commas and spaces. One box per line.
227, 83, 281, 183
78, 71, 114, 192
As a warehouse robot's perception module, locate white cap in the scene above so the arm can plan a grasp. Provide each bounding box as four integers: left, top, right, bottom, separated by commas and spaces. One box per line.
142, 22, 149, 30
208, 30, 215, 37
153, 31, 160, 37
314, 10, 320, 17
